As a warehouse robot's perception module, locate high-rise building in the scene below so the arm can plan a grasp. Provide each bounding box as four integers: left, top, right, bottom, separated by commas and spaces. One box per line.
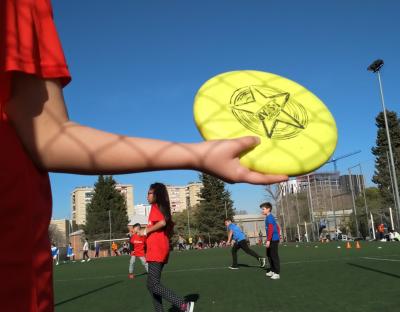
166, 182, 203, 214
134, 204, 151, 216
71, 184, 134, 225
71, 187, 93, 225
167, 185, 187, 214
186, 182, 203, 208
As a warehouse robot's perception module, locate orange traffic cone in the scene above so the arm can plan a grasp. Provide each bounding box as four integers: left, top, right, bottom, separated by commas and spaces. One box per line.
355, 241, 361, 249
346, 241, 352, 249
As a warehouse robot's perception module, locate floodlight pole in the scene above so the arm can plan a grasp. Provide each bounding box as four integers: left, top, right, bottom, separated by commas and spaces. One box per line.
387, 151, 400, 228
368, 60, 400, 228
328, 176, 338, 234
295, 191, 301, 235
389, 208, 394, 231
307, 175, 316, 241
370, 212, 376, 240
304, 221, 309, 242
187, 206, 191, 238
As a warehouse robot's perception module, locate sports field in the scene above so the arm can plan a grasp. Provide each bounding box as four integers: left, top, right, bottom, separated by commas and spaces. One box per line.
54, 242, 400, 312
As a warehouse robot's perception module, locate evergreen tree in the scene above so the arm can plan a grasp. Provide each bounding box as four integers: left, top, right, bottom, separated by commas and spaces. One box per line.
371, 110, 400, 208
195, 174, 235, 243
84, 175, 129, 241
171, 209, 199, 245
355, 187, 387, 237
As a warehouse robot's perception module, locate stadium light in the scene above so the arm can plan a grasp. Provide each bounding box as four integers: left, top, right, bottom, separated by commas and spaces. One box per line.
367, 59, 384, 73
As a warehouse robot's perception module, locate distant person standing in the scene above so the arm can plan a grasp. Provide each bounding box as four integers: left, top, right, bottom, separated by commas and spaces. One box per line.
197, 236, 203, 249
95, 242, 100, 258
224, 219, 266, 270
377, 224, 385, 240
178, 235, 185, 251
112, 241, 119, 256
66, 243, 75, 262
260, 202, 281, 280
82, 239, 91, 262
51, 243, 59, 266
258, 230, 263, 246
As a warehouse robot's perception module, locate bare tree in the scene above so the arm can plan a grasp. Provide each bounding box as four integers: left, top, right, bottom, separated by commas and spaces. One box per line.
265, 184, 283, 203
49, 224, 65, 246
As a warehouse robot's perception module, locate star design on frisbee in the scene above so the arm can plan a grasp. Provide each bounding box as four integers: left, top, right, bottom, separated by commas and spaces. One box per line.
231, 86, 305, 138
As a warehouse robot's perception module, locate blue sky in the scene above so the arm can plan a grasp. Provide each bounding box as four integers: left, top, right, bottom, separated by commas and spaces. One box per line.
50, 0, 400, 219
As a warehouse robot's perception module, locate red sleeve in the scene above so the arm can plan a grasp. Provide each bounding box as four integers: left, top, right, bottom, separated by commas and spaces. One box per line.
0, 0, 71, 114
149, 204, 165, 223
267, 224, 274, 241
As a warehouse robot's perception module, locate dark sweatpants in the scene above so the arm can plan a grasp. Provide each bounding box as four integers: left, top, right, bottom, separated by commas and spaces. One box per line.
266, 240, 280, 274
232, 240, 261, 266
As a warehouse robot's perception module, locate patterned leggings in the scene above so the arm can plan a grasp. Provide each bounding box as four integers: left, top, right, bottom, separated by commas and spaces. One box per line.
147, 262, 185, 312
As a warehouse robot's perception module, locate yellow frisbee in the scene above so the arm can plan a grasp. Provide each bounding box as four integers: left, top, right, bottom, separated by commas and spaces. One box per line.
193, 70, 338, 176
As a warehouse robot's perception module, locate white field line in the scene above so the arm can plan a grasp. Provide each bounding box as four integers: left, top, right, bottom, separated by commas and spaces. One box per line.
362, 257, 400, 262
54, 254, 400, 283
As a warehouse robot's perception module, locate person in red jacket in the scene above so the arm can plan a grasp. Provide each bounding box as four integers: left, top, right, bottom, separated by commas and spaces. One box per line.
0, 1, 286, 311
128, 223, 148, 279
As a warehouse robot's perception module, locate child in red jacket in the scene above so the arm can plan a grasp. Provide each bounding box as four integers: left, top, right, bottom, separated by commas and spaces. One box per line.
128, 223, 148, 279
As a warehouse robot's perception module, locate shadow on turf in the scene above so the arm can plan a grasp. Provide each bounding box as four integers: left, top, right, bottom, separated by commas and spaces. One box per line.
347, 263, 400, 279
237, 263, 261, 269
55, 280, 123, 306
167, 294, 199, 312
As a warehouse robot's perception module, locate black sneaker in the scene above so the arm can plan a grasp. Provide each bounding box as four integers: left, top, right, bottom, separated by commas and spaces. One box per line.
228, 266, 239, 270
259, 257, 266, 268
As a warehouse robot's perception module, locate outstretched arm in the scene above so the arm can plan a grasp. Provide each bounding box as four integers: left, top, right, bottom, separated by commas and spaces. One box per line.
6, 73, 287, 184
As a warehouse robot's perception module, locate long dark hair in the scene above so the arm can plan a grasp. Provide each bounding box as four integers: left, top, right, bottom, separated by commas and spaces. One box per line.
149, 182, 174, 235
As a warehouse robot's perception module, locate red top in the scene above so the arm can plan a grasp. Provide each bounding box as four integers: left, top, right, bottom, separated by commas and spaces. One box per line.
146, 204, 170, 263
0, 1, 71, 311
130, 234, 146, 257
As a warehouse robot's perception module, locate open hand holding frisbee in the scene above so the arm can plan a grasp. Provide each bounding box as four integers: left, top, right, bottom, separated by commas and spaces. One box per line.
193, 70, 337, 176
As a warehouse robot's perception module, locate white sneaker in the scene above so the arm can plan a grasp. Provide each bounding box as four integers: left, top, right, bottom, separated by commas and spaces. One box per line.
185, 301, 194, 312
87, 258, 91, 262
228, 266, 239, 270
271, 273, 280, 280
266, 271, 274, 277
81, 260, 85, 263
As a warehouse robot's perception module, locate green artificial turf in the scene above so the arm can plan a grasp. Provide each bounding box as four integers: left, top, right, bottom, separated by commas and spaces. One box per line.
54, 242, 400, 312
